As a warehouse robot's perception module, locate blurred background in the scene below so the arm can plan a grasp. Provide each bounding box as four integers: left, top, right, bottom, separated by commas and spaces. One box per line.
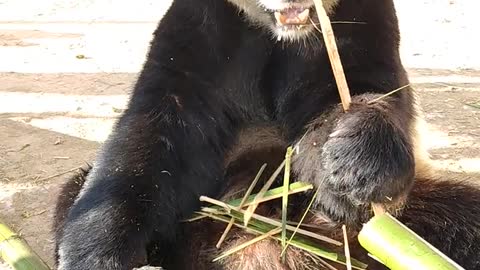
0, 0, 479, 268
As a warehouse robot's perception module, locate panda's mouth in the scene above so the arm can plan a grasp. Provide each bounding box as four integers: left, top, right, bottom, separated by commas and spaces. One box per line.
273, 7, 312, 30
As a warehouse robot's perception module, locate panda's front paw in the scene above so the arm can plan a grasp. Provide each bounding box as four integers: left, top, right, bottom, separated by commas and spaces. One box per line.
322, 98, 415, 204
294, 94, 415, 224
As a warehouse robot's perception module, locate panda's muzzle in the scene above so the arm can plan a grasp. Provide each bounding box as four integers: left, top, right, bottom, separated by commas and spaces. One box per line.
273, 7, 310, 26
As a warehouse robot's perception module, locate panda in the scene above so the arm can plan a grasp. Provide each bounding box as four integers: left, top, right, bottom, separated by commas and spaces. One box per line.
53, 0, 480, 269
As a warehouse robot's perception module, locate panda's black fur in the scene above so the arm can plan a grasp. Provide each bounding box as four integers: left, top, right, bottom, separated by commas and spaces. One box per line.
53, 0, 480, 269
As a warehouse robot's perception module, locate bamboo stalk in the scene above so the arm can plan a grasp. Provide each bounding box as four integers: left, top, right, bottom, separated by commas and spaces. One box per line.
281, 147, 294, 262
198, 211, 367, 269
216, 163, 267, 248
244, 160, 286, 226
280, 188, 320, 257
312, 0, 352, 111
0, 222, 50, 270
358, 213, 465, 270
342, 225, 352, 270
213, 228, 282, 262
230, 181, 312, 208
200, 196, 342, 246
187, 182, 313, 223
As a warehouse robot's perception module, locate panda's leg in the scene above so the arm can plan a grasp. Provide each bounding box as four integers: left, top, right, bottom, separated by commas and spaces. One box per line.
277, 74, 417, 226
53, 166, 91, 264
56, 77, 240, 270
399, 178, 480, 269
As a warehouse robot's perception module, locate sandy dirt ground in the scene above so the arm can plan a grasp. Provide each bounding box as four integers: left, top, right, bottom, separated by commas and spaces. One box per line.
0, 0, 479, 269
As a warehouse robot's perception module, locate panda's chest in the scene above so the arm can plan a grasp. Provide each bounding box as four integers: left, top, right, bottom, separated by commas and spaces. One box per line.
264, 45, 335, 98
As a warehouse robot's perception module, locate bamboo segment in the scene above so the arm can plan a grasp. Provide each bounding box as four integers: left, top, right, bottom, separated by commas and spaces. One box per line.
312, 0, 352, 111
0, 222, 50, 270
281, 147, 294, 262
358, 213, 464, 270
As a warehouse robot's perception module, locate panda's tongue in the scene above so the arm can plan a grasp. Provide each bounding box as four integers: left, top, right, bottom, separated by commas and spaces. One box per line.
274, 8, 310, 26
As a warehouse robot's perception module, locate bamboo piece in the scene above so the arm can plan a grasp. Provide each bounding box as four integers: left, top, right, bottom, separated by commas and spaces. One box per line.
342, 225, 352, 270
224, 181, 313, 209
358, 213, 465, 270
280, 188, 320, 257
187, 182, 313, 223
200, 196, 341, 246
312, 0, 352, 111
281, 147, 293, 262
0, 222, 50, 270
216, 163, 267, 248
244, 160, 286, 226
213, 228, 282, 262
199, 205, 368, 269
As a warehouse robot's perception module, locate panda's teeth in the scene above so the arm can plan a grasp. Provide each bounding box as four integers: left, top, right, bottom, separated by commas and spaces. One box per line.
297, 8, 310, 24
274, 11, 286, 26
274, 9, 310, 27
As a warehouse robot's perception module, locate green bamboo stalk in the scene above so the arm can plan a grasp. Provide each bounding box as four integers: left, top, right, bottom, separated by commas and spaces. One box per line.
244, 159, 286, 226
200, 196, 341, 245
281, 147, 293, 262
184, 182, 312, 223
216, 163, 267, 248
285, 234, 367, 270
358, 213, 465, 270
281, 187, 320, 257
0, 222, 50, 270
198, 211, 367, 269
224, 181, 313, 209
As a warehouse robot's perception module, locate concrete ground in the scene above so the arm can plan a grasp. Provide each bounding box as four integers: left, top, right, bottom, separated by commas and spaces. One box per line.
0, 0, 479, 269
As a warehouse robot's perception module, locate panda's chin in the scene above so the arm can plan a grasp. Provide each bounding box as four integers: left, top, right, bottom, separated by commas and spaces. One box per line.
272, 24, 314, 41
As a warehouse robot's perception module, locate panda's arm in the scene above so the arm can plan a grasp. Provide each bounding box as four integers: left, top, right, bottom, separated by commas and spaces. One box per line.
56, 68, 240, 269
56, 2, 244, 270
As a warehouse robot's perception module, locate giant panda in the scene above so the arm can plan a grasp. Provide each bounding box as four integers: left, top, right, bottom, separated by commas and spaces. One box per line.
53, 0, 480, 269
